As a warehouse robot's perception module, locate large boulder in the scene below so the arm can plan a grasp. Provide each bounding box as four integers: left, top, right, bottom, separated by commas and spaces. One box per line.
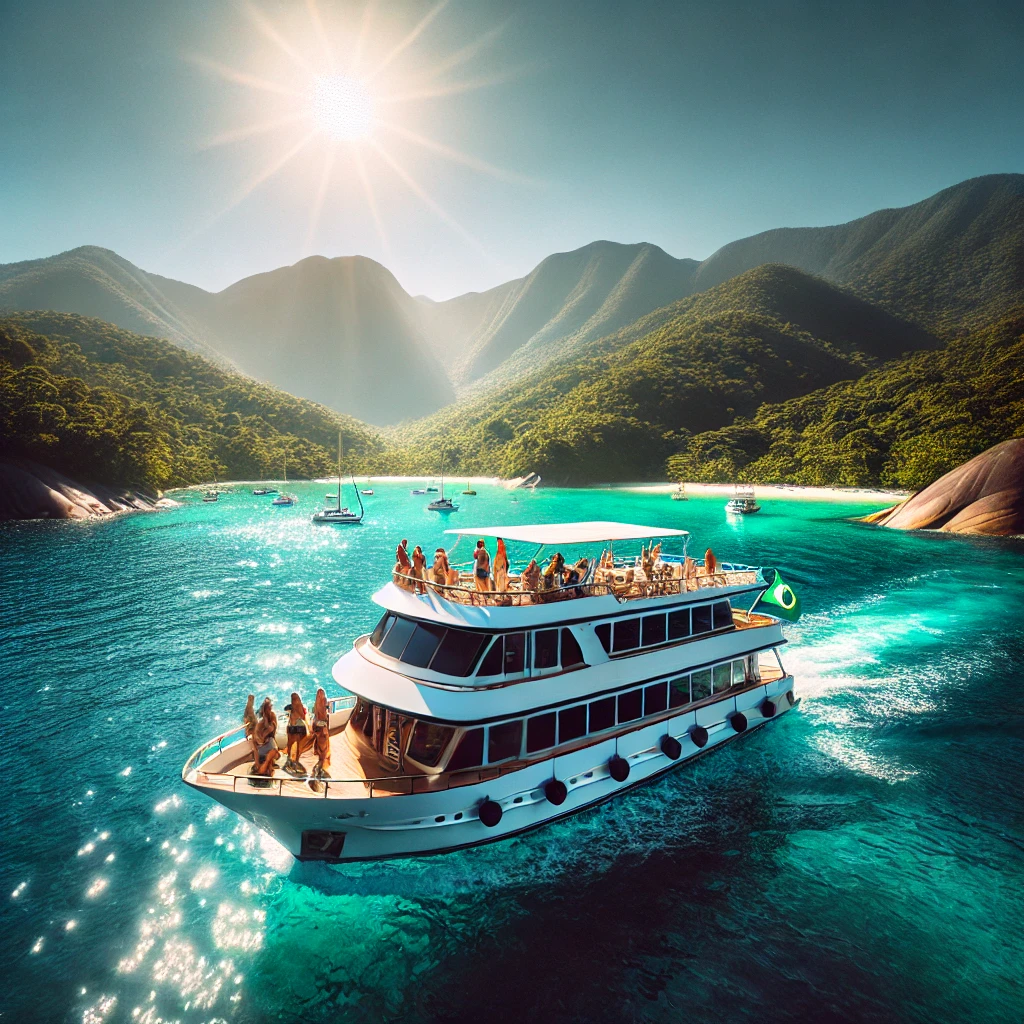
865, 439, 1024, 536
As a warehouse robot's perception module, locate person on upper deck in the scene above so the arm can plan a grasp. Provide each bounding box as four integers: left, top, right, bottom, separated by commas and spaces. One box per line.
522, 558, 540, 593
394, 538, 412, 587
284, 691, 312, 773
473, 539, 491, 592
541, 552, 565, 590
251, 697, 280, 776
493, 537, 509, 592
411, 545, 428, 595
311, 687, 331, 779
704, 547, 717, 578
431, 548, 450, 589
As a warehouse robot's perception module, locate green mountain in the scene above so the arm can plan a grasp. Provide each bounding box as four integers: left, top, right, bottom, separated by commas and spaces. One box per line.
394, 265, 940, 483
0, 311, 388, 492
667, 309, 1024, 490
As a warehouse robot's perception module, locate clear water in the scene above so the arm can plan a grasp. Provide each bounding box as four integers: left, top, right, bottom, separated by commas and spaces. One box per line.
2, 483, 1023, 1023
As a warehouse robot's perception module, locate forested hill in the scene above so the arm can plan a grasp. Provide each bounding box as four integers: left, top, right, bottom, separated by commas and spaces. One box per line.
666, 309, 1024, 491
0, 311, 389, 493
393, 265, 940, 483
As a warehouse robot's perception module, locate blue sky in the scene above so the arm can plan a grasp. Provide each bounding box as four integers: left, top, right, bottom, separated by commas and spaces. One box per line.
1, 0, 1022, 298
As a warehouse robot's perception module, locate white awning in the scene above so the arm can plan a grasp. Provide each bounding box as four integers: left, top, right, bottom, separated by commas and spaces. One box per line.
444, 521, 688, 545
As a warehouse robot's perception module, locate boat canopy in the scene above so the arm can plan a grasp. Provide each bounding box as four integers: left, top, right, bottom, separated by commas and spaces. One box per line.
444, 521, 689, 545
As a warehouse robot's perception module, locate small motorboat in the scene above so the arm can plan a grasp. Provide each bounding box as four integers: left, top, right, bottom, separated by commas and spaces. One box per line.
272, 494, 295, 506
361, 489, 374, 495
426, 486, 439, 493
202, 491, 218, 503
253, 487, 278, 496
462, 483, 477, 495
411, 489, 426, 495
726, 485, 760, 515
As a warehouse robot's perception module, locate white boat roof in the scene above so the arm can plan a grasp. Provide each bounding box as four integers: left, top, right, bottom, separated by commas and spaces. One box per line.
444, 521, 688, 545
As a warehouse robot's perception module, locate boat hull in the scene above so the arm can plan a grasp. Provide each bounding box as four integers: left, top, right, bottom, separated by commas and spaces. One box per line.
186, 674, 795, 863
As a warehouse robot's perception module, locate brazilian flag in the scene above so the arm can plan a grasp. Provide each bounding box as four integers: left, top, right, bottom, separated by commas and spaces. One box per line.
753, 568, 802, 621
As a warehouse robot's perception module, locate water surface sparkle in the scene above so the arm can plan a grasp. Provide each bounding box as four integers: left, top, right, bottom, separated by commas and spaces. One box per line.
2, 481, 1022, 1022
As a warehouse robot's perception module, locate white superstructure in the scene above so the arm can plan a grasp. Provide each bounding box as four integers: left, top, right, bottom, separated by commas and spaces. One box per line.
183, 522, 797, 863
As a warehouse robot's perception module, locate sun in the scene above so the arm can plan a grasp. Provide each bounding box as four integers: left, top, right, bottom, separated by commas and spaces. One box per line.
311, 75, 374, 141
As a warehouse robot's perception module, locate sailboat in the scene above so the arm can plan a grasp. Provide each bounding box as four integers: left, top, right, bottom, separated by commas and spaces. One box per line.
271, 451, 295, 505
427, 447, 459, 513
671, 481, 687, 501
312, 432, 364, 524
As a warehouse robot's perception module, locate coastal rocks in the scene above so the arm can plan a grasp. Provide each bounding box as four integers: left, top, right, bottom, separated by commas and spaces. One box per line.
0, 456, 175, 521
864, 439, 1024, 537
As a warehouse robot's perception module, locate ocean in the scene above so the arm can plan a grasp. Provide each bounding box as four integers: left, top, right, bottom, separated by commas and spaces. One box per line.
2, 482, 1022, 1023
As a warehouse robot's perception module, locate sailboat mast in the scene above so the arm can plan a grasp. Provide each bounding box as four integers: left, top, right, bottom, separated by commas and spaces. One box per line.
338, 429, 342, 507
440, 445, 445, 501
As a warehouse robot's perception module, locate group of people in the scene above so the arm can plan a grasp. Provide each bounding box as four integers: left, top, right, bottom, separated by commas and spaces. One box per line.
242, 688, 332, 779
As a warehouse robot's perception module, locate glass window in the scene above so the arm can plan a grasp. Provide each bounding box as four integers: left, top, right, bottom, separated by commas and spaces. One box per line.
713, 601, 733, 630
447, 728, 484, 771
558, 704, 587, 743
487, 720, 523, 763
526, 713, 557, 753
504, 632, 526, 674
612, 617, 641, 653
595, 623, 612, 654
402, 622, 446, 668
370, 612, 393, 647
713, 664, 733, 692
692, 605, 713, 634
349, 699, 371, 734
667, 608, 690, 640
748, 653, 761, 681
534, 629, 559, 669
561, 629, 585, 668
644, 682, 668, 716
617, 689, 642, 723
732, 659, 747, 685
379, 616, 416, 659
589, 696, 616, 732
669, 676, 690, 708
642, 614, 666, 647
476, 637, 504, 676
691, 668, 712, 700
431, 629, 489, 676
407, 721, 454, 768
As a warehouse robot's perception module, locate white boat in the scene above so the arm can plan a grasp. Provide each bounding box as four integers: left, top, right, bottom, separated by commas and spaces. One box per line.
428, 447, 459, 513
312, 432, 364, 525
183, 521, 798, 863
726, 485, 760, 515
202, 491, 218, 503
411, 489, 427, 495
272, 452, 296, 506
253, 488, 278, 496
671, 482, 687, 501
361, 489, 374, 496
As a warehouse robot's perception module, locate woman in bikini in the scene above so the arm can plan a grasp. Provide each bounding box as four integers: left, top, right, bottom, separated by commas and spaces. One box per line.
284, 691, 312, 773
311, 687, 331, 778
493, 537, 509, 592
473, 539, 491, 593
252, 697, 281, 776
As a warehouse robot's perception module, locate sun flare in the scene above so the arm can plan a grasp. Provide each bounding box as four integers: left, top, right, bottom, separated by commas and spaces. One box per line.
311, 75, 374, 141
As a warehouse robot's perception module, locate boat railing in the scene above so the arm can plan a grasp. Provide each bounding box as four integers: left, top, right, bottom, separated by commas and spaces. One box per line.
392, 560, 761, 606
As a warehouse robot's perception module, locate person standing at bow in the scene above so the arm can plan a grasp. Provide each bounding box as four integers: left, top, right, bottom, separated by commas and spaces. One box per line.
493, 537, 509, 592
473, 539, 491, 593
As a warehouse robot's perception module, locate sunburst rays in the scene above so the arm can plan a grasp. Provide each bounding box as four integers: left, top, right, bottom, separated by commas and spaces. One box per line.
185, 0, 535, 265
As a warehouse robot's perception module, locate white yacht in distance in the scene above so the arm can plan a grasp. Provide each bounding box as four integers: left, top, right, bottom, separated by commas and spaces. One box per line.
183, 521, 799, 863
726, 485, 760, 515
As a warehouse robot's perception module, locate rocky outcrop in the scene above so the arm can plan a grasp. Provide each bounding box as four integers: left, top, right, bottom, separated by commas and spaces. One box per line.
0, 456, 176, 521
864, 439, 1024, 536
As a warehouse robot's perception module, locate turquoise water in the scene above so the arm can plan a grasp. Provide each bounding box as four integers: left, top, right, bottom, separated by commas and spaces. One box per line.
2, 482, 1023, 1023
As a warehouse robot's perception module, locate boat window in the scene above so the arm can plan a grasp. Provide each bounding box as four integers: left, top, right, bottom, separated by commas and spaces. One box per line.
504, 632, 526, 674
589, 696, 616, 732
617, 689, 642, 723
612, 617, 641, 653
713, 664, 732, 692
692, 605, 713, 634
732, 659, 747, 685
595, 623, 612, 654
534, 629, 559, 669
407, 721, 454, 768
447, 728, 484, 771
713, 601, 734, 630
379, 616, 417, 659
691, 668, 712, 701
561, 629, 585, 669
370, 612, 393, 647
430, 628, 490, 677
642, 614, 666, 647
644, 681, 668, 716
349, 699, 372, 735
748, 653, 760, 681
558, 704, 587, 743
487, 720, 523, 763
402, 622, 447, 668
669, 676, 690, 708
476, 637, 504, 676
526, 713, 557, 753
667, 608, 690, 640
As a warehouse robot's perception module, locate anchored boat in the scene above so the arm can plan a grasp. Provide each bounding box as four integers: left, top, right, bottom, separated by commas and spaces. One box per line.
183, 521, 799, 863
726, 485, 760, 515
427, 446, 459, 513
312, 431, 363, 525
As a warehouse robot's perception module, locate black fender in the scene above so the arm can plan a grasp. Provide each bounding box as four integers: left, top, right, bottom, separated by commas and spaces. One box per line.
761, 699, 777, 718
478, 799, 502, 827
688, 724, 709, 748
729, 712, 748, 733
660, 734, 682, 760
544, 779, 568, 806
608, 755, 630, 782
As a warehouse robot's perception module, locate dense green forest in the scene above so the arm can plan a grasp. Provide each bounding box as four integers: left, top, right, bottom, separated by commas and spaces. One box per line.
394, 265, 940, 483
0, 312, 392, 492
666, 310, 1024, 489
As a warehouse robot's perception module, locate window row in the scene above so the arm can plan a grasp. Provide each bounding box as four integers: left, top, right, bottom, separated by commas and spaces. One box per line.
595, 600, 733, 656
369, 613, 587, 677
382, 655, 759, 772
